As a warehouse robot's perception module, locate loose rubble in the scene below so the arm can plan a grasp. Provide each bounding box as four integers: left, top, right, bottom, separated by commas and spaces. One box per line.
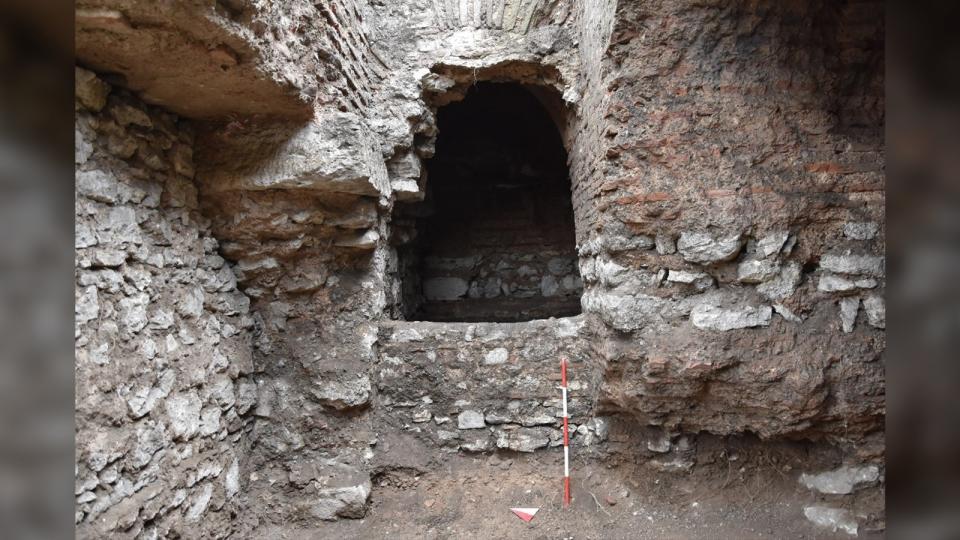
803, 506, 859, 536
800, 465, 881, 495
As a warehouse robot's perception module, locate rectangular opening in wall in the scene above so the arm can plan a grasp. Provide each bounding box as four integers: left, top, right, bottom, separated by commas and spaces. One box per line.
392, 82, 582, 322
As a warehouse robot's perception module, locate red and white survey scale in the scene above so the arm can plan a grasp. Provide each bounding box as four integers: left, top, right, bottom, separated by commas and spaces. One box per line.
510, 357, 572, 523
560, 357, 571, 507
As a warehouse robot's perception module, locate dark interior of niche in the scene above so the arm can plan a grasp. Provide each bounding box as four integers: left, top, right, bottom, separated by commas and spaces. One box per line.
393, 82, 582, 322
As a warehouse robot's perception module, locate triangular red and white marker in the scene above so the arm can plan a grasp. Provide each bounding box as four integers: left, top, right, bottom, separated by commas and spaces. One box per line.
510, 507, 540, 522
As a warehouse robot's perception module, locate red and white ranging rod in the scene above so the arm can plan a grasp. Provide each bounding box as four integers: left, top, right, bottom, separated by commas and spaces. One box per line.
560, 357, 571, 507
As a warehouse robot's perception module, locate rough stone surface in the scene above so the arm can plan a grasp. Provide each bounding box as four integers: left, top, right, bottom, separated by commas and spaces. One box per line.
818, 274, 877, 293
757, 262, 803, 301
495, 427, 551, 453
310, 377, 371, 410
75, 1, 330, 118
457, 410, 486, 430
483, 348, 509, 366
839, 297, 860, 334
800, 465, 880, 495
821, 253, 885, 277
582, 291, 664, 332
306, 463, 372, 520
666, 270, 714, 291
690, 304, 773, 332
75, 78, 255, 538
737, 259, 781, 284
165, 392, 202, 441
655, 234, 676, 255
844, 222, 880, 240
647, 437, 671, 454
773, 303, 803, 323
200, 113, 390, 197
862, 295, 885, 329
378, 318, 592, 455
677, 232, 743, 265
803, 506, 859, 536
460, 434, 492, 453
755, 232, 790, 259
76, 67, 111, 111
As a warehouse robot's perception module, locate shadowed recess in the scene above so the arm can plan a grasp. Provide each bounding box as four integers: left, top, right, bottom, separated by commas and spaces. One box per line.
399, 82, 582, 322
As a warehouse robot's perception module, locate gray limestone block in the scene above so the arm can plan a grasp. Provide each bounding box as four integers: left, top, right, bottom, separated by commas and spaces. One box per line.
310, 376, 371, 410
757, 262, 802, 301
839, 297, 860, 333
690, 304, 772, 331
755, 231, 789, 258
494, 427, 551, 453
862, 295, 885, 329
655, 234, 677, 255
677, 231, 743, 264
460, 433, 492, 452
821, 252, 884, 277
582, 290, 665, 332
457, 410, 486, 430
202, 112, 390, 197
164, 391, 202, 441
800, 465, 880, 495
737, 259, 780, 284
667, 269, 714, 291
803, 506, 858, 536
483, 347, 509, 365
843, 222, 879, 240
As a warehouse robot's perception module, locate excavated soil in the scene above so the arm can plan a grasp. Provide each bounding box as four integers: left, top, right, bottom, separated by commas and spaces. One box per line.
248, 438, 884, 539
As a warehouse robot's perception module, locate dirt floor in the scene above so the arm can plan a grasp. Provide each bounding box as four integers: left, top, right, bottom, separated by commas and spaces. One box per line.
250, 436, 885, 539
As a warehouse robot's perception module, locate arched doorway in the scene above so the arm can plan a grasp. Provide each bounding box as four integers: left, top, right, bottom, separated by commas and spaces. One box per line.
394, 82, 582, 322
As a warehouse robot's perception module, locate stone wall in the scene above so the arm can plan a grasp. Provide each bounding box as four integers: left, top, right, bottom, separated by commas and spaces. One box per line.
575, 0, 885, 448
411, 247, 583, 322
74, 69, 256, 538
377, 316, 606, 454
367, 0, 884, 450
193, 119, 388, 526
73, 0, 886, 532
